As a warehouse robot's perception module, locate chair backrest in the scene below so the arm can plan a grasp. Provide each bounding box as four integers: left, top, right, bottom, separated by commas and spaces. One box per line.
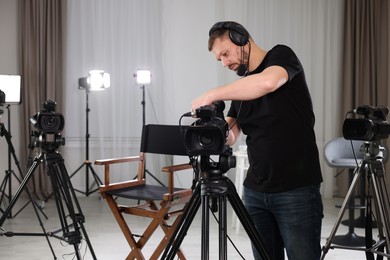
140, 124, 188, 156
324, 137, 365, 168
324, 137, 389, 169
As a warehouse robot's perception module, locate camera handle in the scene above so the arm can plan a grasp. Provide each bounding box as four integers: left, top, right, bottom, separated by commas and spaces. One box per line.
161, 155, 270, 260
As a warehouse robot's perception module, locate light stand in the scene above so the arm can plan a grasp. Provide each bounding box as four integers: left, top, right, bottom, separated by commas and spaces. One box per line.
0, 76, 21, 216
135, 70, 164, 186
70, 70, 110, 196
0, 104, 16, 217
0, 76, 46, 219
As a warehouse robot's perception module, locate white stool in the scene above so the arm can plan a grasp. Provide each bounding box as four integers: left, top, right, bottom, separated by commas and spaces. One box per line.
231, 147, 249, 234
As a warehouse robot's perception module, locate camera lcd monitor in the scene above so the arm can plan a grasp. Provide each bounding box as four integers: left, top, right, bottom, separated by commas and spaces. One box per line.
0, 74, 21, 104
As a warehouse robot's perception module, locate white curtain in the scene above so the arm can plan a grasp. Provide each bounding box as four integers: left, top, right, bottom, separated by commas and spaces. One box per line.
65, 0, 343, 198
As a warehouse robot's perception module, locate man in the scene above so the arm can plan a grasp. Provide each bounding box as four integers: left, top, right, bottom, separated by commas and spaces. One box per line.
191, 21, 323, 260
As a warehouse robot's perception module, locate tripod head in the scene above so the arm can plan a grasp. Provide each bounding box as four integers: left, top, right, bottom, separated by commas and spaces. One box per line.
29, 131, 65, 153
360, 141, 386, 160
198, 145, 236, 179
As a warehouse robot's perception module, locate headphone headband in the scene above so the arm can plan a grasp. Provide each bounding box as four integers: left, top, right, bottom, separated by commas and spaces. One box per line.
209, 21, 249, 46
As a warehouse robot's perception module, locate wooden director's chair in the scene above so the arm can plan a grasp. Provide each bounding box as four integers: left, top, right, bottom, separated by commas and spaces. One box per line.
95, 124, 193, 259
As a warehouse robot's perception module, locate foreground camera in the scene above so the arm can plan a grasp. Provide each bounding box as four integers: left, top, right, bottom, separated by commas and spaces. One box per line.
343, 105, 390, 141
184, 101, 228, 156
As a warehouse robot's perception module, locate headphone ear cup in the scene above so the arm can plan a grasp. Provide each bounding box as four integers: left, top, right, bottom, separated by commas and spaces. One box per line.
229, 28, 249, 46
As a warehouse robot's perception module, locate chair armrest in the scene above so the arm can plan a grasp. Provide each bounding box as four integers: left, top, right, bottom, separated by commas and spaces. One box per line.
161, 163, 192, 173
94, 155, 142, 187
95, 155, 141, 165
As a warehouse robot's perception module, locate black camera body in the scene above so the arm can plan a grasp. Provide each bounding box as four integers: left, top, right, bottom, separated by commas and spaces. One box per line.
0, 89, 5, 115
343, 105, 390, 141
30, 100, 65, 134
184, 101, 229, 156
0, 89, 5, 105
30, 100, 65, 150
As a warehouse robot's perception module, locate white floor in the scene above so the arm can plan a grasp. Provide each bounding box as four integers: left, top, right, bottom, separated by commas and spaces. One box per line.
0, 192, 384, 259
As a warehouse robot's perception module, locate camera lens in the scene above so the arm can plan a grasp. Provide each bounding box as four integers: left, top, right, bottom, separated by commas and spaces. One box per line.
42, 115, 61, 130
37, 112, 65, 133
343, 118, 374, 141
198, 132, 214, 147
184, 124, 226, 155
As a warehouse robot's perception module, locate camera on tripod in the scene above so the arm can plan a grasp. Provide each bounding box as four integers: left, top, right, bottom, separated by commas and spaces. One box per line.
30, 99, 65, 149
182, 100, 236, 174
184, 101, 229, 156
343, 105, 390, 141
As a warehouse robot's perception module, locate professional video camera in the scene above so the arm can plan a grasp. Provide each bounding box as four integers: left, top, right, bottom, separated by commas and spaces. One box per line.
343, 105, 390, 141
0, 89, 5, 114
30, 99, 65, 150
183, 101, 229, 156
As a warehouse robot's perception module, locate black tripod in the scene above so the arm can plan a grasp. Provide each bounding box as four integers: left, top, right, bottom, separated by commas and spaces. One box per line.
70, 87, 102, 196
0, 105, 47, 219
0, 134, 97, 259
0, 105, 15, 216
321, 141, 390, 259
161, 150, 270, 260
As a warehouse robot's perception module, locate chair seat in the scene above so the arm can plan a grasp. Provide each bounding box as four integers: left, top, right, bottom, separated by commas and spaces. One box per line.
330, 158, 362, 168
106, 184, 185, 201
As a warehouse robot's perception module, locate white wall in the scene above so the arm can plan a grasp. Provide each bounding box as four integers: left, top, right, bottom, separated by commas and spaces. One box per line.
0, 0, 344, 198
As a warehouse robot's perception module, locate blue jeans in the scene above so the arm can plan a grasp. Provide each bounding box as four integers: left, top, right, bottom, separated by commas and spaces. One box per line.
243, 185, 323, 260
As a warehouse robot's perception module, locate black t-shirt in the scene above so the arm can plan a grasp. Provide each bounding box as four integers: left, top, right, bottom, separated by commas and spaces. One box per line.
227, 45, 323, 192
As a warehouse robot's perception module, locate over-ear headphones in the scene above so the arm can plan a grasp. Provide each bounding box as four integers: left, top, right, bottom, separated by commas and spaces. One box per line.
209, 21, 249, 46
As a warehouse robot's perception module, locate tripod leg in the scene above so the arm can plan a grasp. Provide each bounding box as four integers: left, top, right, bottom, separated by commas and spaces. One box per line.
60, 161, 98, 259
336, 169, 366, 247
11, 152, 49, 219
69, 162, 88, 195
45, 152, 97, 260
369, 163, 390, 255
0, 155, 57, 258
0, 171, 11, 214
321, 166, 363, 259
87, 163, 102, 192
145, 168, 166, 187
0, 156, 42, 226
218, 194, 228, 260
201, 193, 210, 260
0, 122, 48, 219
225, 178, 270, 260
161, 184, 202, 260
70, 162, 102, 196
